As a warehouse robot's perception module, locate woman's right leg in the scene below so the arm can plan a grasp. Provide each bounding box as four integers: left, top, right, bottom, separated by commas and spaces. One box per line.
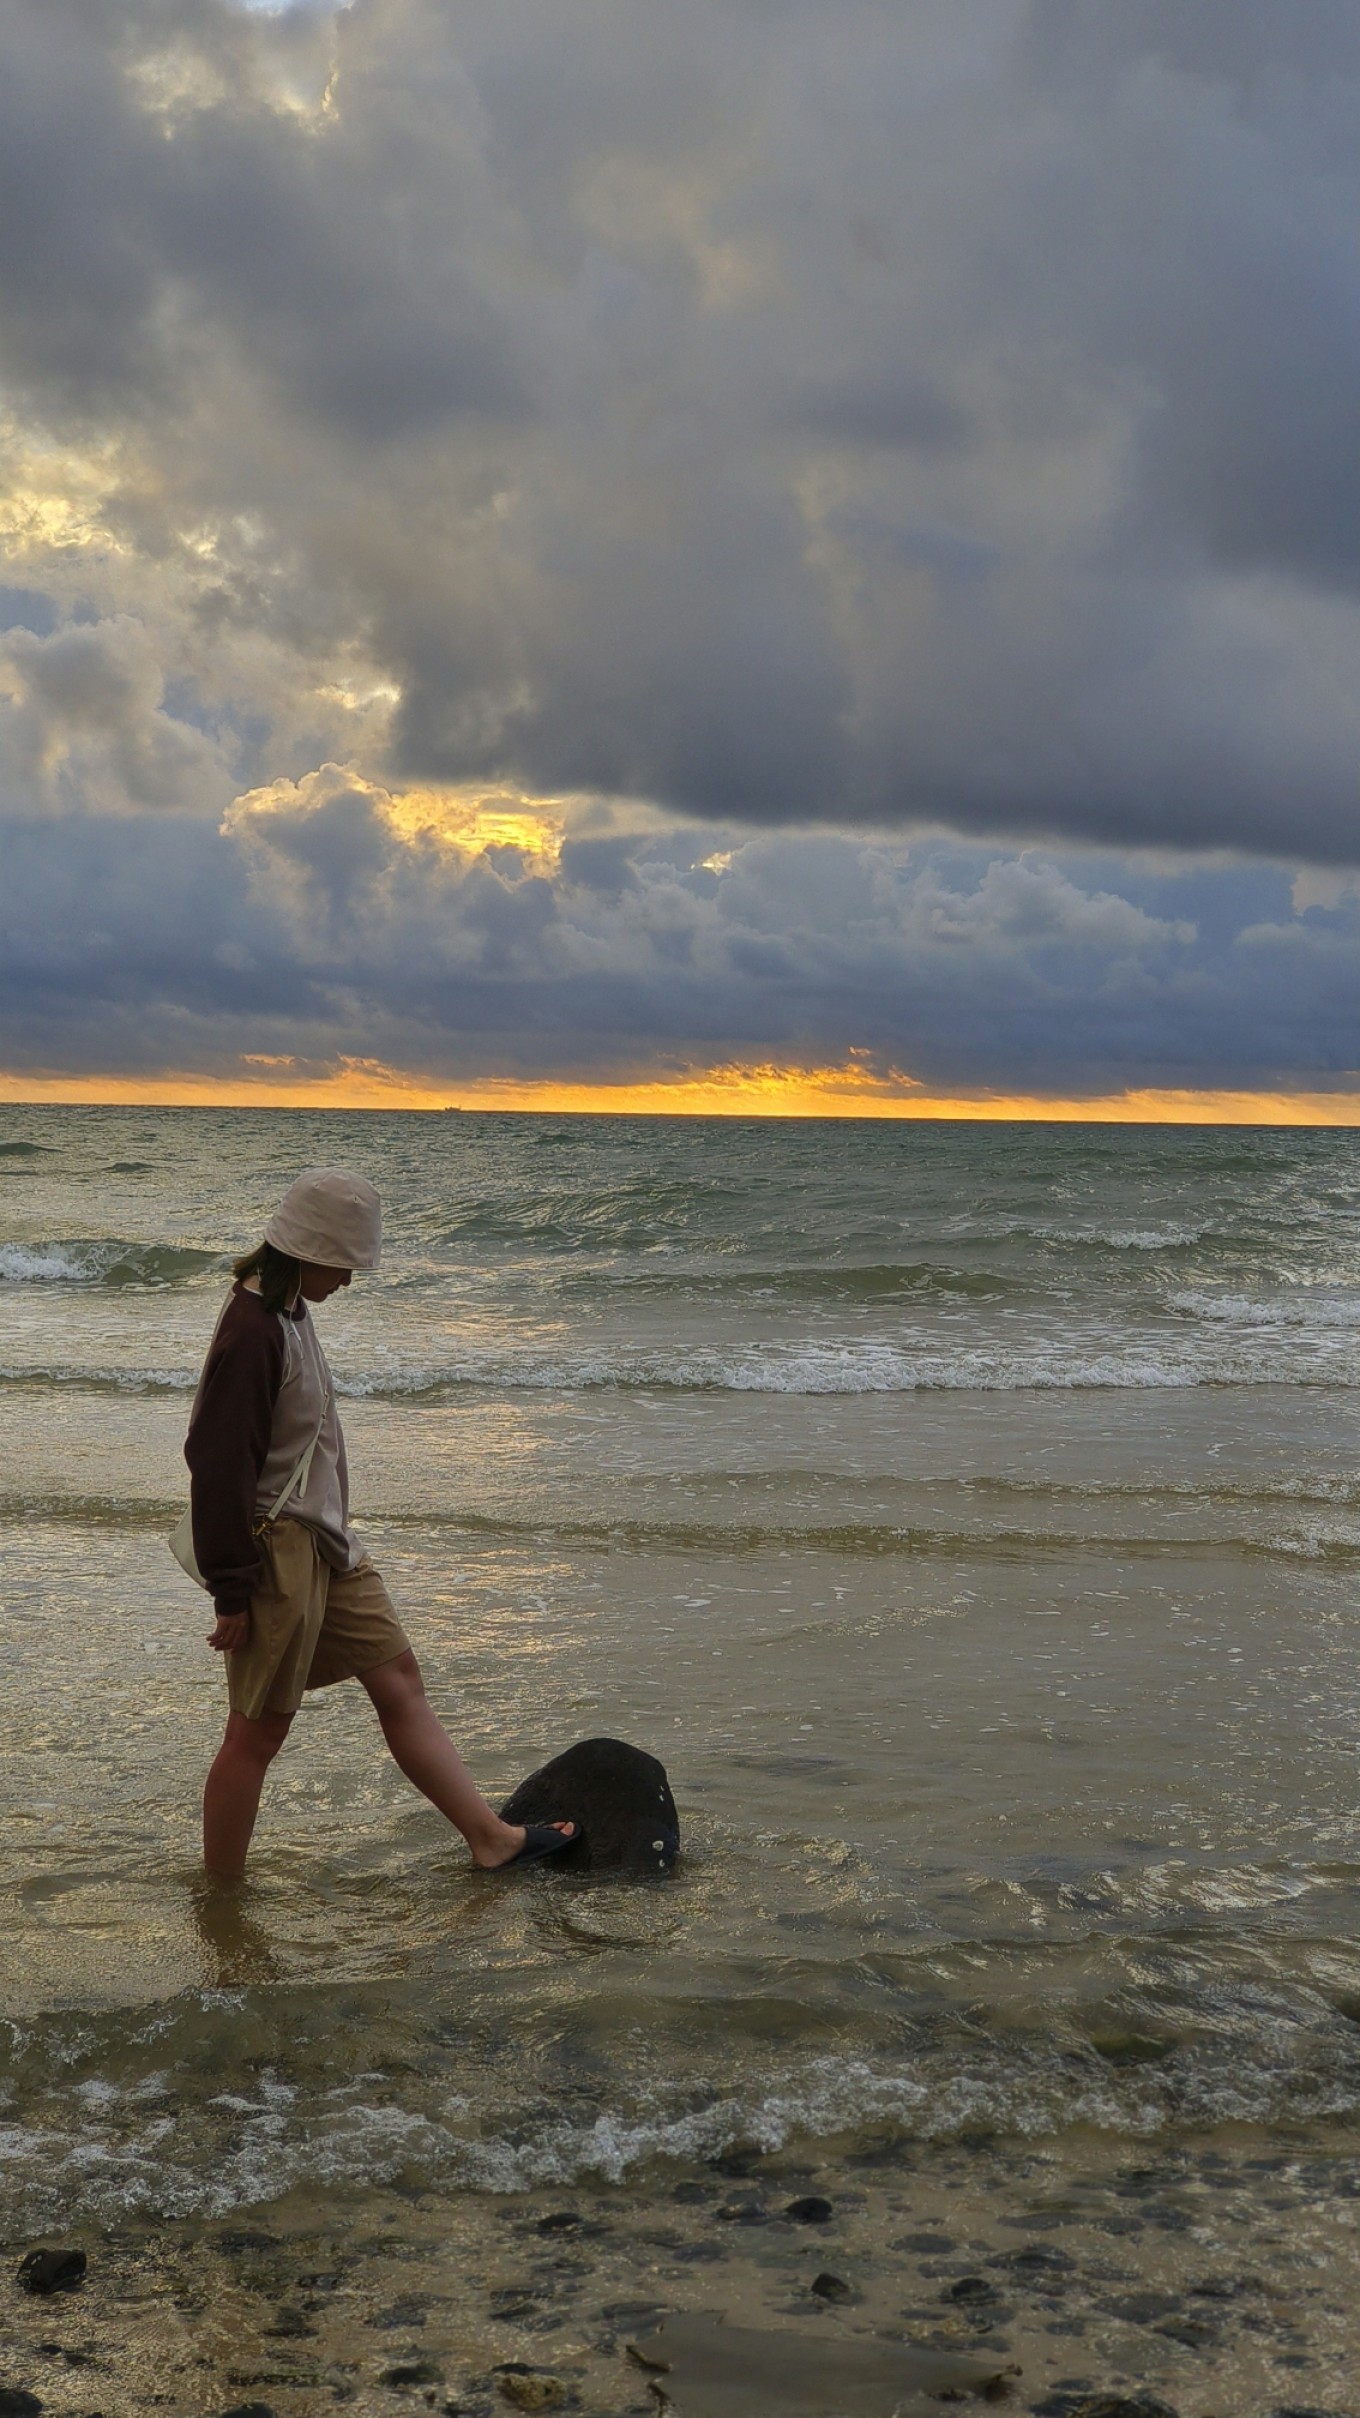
203, 1709, 294, 1880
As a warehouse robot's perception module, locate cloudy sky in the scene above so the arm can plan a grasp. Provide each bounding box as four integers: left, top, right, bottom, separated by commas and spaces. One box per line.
4, 0, 1360, 1113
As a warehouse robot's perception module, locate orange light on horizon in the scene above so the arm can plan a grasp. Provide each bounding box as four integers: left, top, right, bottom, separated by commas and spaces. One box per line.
5, 1055, 1360, 1125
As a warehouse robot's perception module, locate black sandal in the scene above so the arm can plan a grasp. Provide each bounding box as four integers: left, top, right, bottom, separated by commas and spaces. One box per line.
506, 1822, 578, 1866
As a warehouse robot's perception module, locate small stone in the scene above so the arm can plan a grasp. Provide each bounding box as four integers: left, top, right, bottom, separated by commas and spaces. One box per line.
992, 2246, 1077, 2275
381, 2359, 444, 2387
716, 2202, 768, 2226
1154, 2317, 1218, 2349
262, 2306, 316, 2338
496, 2372, 565, 2411
216, 2405, 276, 2418
785, 2196, 833, 2225
1071, 2397, 1179, 2418
16, 2250, 86, 2297
535, 2213, 581, 2235
946, 2277, 1000, 2305
0, 2392, 42, 2418
810, 2272, 853, 2302
1101, 2293, 1182, 2325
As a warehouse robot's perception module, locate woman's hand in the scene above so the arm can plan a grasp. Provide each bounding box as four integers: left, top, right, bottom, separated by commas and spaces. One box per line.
207, 1611, 249, 1654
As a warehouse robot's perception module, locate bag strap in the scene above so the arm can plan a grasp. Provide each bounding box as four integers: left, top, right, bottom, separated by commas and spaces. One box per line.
254, 1387, 330, 1535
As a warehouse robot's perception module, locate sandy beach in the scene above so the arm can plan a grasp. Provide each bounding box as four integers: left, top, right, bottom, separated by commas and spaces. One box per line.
5, 2130, 1360, 2416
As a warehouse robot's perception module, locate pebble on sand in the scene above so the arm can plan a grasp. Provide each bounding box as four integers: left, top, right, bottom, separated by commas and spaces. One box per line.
495, 2367, 567, 2410
15, 2250, 86, 2297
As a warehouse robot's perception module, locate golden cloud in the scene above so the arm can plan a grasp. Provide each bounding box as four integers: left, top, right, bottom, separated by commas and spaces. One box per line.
6, 1054, 1360, 1125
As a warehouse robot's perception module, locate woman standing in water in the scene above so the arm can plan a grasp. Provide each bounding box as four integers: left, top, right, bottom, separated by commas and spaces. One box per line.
186, 1167, 575, 1880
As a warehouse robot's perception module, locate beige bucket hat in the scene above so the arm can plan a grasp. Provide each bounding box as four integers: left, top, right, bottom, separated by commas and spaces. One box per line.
264, 1168, 382, 1270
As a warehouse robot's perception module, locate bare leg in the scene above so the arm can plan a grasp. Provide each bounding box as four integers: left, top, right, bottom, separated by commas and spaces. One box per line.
360, 1650, 574, 1868
203, 1708, 294, 1880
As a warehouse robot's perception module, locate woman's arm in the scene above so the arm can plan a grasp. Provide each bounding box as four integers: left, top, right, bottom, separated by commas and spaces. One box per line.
185, 1292, 285, 1619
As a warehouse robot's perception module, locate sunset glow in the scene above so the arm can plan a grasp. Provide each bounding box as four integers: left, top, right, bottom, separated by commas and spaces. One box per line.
5, 1058, 1360, 1125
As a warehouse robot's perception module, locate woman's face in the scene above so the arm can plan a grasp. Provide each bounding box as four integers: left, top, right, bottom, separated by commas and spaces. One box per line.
297, 1262, 353, 1303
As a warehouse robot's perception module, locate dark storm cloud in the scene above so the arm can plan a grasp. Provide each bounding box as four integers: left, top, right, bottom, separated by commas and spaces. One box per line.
6, 0, 1360, 1087
6, 789, 1360, 1093
4, 0, 1360, 858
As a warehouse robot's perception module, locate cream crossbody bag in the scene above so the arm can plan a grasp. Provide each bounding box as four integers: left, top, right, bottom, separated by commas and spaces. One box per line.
168, 1392, 329, 1591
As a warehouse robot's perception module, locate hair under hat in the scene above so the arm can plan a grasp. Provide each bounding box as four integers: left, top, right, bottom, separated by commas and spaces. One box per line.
264, 1168, 382, 1271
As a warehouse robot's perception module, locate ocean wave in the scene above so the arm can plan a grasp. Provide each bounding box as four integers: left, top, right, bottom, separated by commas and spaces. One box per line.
428, 1180, 752, 1252
559, 1260, 1027, 1305
0, 1239, 221, 1288
331, 1335, 1360, 1396
1170, 1287, 1360, 1328
0, 1140, 57, 1158
4, 1328, 1360, 1397
0, 1364, 195, 1394
1027, 1223, 1211, 1251
2, 2020, 1358, 2232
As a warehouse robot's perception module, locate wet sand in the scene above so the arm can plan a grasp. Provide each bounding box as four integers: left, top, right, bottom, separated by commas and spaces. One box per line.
3, 2131, 1358, 2417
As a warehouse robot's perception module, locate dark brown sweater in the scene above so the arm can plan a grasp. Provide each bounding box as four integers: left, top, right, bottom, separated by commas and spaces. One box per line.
184, 1286, 297, 1615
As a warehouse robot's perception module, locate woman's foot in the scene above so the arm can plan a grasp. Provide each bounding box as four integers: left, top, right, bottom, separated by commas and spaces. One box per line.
473, 1818, 577, 1870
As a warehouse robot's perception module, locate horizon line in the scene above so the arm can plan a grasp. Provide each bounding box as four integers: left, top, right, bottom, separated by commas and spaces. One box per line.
5, 1064, 1360, 1126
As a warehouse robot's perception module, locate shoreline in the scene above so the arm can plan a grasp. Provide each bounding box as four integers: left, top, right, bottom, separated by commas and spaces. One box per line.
3, 2129, 1358, 2416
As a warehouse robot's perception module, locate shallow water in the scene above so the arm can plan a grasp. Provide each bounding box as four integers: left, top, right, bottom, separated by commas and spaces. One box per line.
1, 1106, 1360, 2252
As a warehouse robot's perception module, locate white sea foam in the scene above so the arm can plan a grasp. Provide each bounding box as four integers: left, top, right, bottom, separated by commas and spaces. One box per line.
0, 1244, 92, 1283
6, 1329, 1360, 1396
3, 2034, 1359, 2230
1171, 1288, 1360, 1328
0, 1238, 219, 1287
328, 1335, 1360, 1395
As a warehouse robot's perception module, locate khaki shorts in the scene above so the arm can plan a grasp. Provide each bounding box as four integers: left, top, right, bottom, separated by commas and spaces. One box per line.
227, 1519, 411, 1722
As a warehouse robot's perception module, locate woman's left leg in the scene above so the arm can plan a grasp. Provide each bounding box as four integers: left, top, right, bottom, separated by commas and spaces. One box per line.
360, 1650, 572, 1868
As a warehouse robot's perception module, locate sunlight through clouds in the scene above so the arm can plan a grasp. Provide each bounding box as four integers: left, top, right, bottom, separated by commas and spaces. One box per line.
4, 0, 1360, 1110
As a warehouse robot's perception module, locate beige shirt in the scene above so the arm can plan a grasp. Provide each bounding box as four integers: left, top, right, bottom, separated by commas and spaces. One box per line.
256, 1295, 360, 1570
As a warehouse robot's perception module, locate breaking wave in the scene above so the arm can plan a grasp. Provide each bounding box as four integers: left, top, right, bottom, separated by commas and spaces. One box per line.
0, 1239, 221, 1287
3, 2003, 1359, 2232
6, 1326, 1360, 1396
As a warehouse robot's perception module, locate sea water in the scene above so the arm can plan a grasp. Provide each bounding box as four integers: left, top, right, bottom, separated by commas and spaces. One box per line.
1, 1106, 1360, 2238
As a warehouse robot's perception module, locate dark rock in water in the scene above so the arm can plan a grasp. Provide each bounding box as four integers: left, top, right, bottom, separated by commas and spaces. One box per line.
947, 2276, 1000, 2305
991, 2245, 1076, 2275
381, 2358, 443, 2387
716, 2202, 768, 2226
500, 1738, 679, 1874
809, 2271, 854, 2302
1071, 2398, 1179, 2418
785, 2195, 833, 2224
215, 2405, 276, 2418
1155, 2316, 1219, 2349
1032, 2401, 1177, 2418
1100, 2292, 1182, 2325
535, 2211, 581, 2235
496, 2372, 565, 2412
0, 2391, 42, 2418
16, 2250, 85, 2297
